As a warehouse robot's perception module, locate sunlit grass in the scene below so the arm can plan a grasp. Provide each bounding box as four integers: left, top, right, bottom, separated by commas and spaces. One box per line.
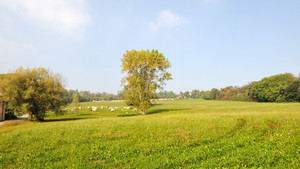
1, 100, 299, 168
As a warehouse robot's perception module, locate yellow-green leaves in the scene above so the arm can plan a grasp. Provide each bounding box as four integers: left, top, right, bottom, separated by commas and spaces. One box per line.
2, 67, 66, 121
121, 49, 172, 114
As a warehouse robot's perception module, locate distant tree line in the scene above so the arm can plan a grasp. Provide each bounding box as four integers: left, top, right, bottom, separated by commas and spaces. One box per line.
66, 73, 299, 103
64, 90, 124, 103
156, 91, 177, 99
64, 90, 178, 103
178, 73, 299, 102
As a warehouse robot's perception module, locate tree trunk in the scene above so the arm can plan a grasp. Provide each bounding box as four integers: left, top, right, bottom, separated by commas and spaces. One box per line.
28, 112, 33, 120
0, 101, 4, 121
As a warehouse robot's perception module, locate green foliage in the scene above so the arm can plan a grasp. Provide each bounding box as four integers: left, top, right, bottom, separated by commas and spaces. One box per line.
190, 90, 204, 99
121, 49, 172, 114
252, 73, 298, 102
157, 91, 177, 99
64, 89, 77, 103
0, 100, 299, 168
179, 73, 299, 102
72, 92, 80, 114
284, 79, 300, 102
2, 67, 66, 121
209, 88, 219, 100
64, 90, 123, 103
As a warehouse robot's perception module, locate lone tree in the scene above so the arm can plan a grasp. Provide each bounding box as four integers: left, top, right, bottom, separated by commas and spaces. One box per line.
3, 67, 66, 121
72, 92, 80, 114
121, 49, 172, 115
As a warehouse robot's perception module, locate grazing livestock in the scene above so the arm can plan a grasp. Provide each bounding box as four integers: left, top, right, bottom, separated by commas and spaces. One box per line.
124, 107, 131, 110
91, 106, 98, 111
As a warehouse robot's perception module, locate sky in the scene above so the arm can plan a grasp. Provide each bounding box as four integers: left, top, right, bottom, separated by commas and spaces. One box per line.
0, 0, 299, 94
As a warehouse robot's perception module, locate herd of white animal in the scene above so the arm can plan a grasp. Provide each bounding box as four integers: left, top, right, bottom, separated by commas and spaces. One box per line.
65, 105, 137, 113
85, 106, 137, 112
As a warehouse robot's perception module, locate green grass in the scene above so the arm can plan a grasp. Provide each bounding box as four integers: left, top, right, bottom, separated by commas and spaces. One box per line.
1, 100, 299, 168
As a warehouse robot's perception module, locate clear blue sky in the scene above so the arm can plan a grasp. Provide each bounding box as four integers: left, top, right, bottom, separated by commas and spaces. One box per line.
0, 0, 299, 93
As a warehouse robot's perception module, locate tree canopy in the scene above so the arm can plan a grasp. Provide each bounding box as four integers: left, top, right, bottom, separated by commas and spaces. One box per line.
2, 67, 66, 121
178, 73, 299, 102
252, 73, 298, 102
121, 49, 172, 114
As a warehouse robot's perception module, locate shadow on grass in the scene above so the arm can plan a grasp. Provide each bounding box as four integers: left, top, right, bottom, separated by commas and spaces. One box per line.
117, 113, 140, 117
44, 118, 86, 122
151, 103, 163, 107
117, 109, 185, 117
147, 108, 186, 115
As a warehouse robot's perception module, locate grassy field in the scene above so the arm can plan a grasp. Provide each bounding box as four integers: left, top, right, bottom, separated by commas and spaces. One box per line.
0, 99, 299, 168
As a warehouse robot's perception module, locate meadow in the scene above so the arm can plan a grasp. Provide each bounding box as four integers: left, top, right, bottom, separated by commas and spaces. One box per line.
0, 99, 299, 168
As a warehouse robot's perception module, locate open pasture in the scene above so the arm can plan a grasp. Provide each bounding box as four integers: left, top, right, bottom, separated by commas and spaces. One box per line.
1, 100, 299, 168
